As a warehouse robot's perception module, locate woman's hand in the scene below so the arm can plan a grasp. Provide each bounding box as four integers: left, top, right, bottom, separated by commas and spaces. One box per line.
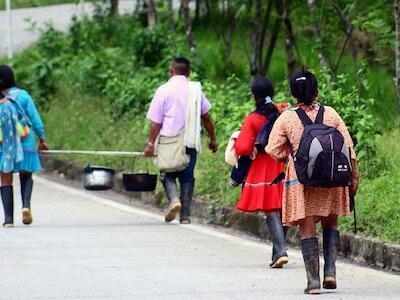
349, 175, 359, 197
39, 139, 49, 151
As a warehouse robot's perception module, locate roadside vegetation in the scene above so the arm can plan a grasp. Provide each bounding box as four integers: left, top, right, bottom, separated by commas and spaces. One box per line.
4, 1, 400, 243
0, 0, 76, 10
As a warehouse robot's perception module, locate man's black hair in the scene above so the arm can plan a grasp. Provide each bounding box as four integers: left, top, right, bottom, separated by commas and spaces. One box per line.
251, 76, 278, 114
289, 68, 318, 105
0, 65, 16, 91
172, 57, 191, 76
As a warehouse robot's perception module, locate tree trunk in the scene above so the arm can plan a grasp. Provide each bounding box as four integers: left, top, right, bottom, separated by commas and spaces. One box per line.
167, 0, 174, 33
182, 0, 196, 54
331, 0, 357, 62
205, 0, 211, 20
308, 0, 330, 70
281, 0, 297, 75
109, 0, 118, 16
146, 0, 157, 30
260, 14, 282, 76
395, 0, 400, 106
250, 0, 263, 77
195, 0, 201, 22
258, 0, 273, 67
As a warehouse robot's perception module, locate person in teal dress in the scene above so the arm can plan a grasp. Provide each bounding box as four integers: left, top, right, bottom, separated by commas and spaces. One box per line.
0, 65, 48, 227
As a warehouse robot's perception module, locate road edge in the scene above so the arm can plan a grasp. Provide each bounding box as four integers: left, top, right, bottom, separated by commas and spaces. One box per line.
39, 155, 400, 273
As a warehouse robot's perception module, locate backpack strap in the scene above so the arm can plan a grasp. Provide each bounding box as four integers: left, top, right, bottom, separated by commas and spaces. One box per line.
315, 104, 325, 124
295, 108, 313, 127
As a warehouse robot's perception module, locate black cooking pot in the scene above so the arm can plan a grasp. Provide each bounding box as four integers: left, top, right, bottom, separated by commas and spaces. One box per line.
122, 173, 157, 192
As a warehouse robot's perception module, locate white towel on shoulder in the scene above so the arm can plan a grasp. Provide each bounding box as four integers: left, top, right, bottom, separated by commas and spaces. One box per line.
183, 81, 202, 151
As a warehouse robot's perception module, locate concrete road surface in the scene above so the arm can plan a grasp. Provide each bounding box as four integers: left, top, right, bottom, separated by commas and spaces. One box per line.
0, 1, 137, 57
0, 175, 399, 300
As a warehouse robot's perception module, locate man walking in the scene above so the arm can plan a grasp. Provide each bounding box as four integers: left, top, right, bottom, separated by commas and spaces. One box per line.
144, 57, 217, 224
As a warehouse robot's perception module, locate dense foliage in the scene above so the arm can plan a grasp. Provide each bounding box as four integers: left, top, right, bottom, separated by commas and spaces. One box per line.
4, 2, 400, 242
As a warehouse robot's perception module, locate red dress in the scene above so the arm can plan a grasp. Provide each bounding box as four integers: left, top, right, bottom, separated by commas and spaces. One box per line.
235, 112, 285, 212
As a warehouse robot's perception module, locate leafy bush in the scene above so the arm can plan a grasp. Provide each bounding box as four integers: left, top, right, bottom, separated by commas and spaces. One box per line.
317, 71, 379, 163
9, 14, 400, 243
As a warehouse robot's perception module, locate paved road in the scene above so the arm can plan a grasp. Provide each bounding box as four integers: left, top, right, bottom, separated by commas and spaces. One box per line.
0, 175, 399, 299
0, 1, 137, 57
0, 0, 185, 58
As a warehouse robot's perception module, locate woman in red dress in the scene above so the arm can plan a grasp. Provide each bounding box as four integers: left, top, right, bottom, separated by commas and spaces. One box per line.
234, 77, 288, 268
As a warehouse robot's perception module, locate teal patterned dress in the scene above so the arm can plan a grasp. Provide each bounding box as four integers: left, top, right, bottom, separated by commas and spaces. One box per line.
1, 87, 45, 173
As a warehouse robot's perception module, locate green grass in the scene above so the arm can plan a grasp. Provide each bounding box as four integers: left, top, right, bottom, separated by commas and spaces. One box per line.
41, 82, 400, 244
340, 125, 400, 243
8, 14, 400, 244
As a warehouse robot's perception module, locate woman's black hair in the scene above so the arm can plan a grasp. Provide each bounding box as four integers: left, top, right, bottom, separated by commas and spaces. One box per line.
251, 76, 278, 114
289, 68, 318, 105
0, 65, 16, 91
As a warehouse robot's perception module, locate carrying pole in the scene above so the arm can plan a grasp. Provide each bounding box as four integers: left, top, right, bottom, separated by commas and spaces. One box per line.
40, 150, 146, 157
6, 0, 13, 60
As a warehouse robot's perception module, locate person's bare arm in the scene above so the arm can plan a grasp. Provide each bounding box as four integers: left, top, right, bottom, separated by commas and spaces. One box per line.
201, 113, 218, 153
144, 122, 162, 157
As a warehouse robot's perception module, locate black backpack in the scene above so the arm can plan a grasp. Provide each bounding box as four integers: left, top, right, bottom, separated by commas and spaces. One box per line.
255, 111, 280, 152
291, 105, 351, 187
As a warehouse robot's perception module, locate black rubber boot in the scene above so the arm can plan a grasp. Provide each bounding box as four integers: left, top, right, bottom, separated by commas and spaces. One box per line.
267, 213, 288, 268
20, 174, 33, 209
161, 175, 181, 223
20, 174, 34, 225
323, 229, 340, 289
301, 237, 321, 294
180, 181, 194, 224
272, 225, 289, 260
1, 185, 14, 227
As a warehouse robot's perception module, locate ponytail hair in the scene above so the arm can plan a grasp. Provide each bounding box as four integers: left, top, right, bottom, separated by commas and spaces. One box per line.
289, 68, 318, 105
251, 76, 278, 114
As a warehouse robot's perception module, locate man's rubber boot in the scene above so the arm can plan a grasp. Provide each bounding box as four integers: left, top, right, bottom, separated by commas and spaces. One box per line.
267, 213, 288, 268
301, 237, 321, 294
20, 175, 33, 225
180, 181, 194, 224
323, 229, 340, 289
1, 185, 14, 228
162, 176, 181, 223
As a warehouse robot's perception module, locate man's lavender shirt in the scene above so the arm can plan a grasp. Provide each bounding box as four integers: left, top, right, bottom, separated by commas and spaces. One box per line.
146, 75, 212, 137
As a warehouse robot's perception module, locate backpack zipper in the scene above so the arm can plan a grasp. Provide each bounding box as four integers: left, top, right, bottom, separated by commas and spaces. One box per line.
330, 134, 334, 181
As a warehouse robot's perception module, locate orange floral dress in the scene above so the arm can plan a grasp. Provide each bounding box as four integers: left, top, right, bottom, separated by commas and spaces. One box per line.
266, 103, 359, 226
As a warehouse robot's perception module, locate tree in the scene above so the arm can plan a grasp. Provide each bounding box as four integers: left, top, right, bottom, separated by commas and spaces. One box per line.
182, 0, 196, 54
249, 0, 283, 77
395, 0, 400, 106
250, 0, 265, 77
331, 0, 357, 62
146, 0, 157, 30
167, 0, 174, 33
208, 0, 239, 70
109, 0, 118, 16
280, 0, 297, 75
307, 0, 329, 70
